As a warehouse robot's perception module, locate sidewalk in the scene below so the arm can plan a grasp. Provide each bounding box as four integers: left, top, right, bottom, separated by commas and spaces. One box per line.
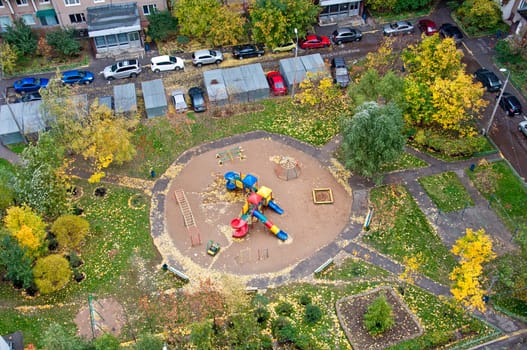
0, 143, 22, 165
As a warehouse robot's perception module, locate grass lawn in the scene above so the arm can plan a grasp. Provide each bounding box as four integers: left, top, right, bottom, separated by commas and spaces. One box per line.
265, 280, 495, 350
418, 171, 474, 212
380, 152, 429, 173
363, 185, 458, 285
315, 257, 389, 281
467, 160, 527, 235
111, 98, 344, 178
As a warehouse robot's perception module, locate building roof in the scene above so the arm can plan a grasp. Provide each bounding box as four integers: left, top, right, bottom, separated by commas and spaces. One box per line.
1, 331, 24, 350
87, 2, 140, 37
114, 83, 137, 113
0, 101, 45, 136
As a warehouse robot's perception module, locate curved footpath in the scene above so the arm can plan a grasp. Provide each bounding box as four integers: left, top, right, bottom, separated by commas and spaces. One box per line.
2, 131, 525, 342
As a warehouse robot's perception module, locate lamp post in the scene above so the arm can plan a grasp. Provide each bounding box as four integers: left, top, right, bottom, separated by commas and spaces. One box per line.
486, 68, 510, 135
291, 28, 299, 98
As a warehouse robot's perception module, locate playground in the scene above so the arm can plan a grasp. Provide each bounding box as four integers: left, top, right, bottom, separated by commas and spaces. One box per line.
163, 137, 353, 276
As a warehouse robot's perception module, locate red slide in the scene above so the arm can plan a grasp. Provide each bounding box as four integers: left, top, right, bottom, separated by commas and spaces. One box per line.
231, 218, 249, 238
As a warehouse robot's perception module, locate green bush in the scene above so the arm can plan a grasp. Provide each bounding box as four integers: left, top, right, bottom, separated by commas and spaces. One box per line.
33, 254, 72, 294
94, 333, 120, 350
271, 317, 297, 344
298, 294, 311, 306
135, 333, 164, 350
304, 304, 322, 324
254, 306, 270, 324
51, 214, 90, 251
46, 28, 81, 57
274, 301, 294, 317
363, 294, 395, 336
456, 0, 502, 34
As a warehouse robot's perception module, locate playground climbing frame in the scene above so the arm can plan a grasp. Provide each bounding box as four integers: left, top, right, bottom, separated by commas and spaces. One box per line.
174, 189, 202, 247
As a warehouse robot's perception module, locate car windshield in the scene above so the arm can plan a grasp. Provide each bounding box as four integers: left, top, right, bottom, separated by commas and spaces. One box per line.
336, 68, 348, 76
170, 56, 177, 63
111, 64, 117, 72
209, 50, 216, 56
274, 82, 284, 89
390, 23, 397, 29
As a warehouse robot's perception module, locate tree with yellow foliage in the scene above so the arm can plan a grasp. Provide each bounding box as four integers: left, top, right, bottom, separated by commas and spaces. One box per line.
33, 254, 72, 294
296, 72, 341, 109
70, 102, 138, 183
450, 228, 496, 312
402, 35, 487, 135
0, 42, 18, 75
4, 205, 47, 259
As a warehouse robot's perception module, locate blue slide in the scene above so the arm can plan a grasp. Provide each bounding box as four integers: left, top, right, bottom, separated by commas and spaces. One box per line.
267, 200, 284, 215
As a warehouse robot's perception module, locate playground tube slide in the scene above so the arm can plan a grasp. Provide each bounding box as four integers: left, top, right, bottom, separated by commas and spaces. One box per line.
267, 200, 284, 215
230, 217, 249, 238
252, 210, 288, 241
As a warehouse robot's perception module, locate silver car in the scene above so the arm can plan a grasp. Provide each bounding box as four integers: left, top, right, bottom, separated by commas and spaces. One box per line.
519, 120, 527, 138
103, 59, 141, 80
383, 21, 414, 36
171, 90, 188, 113
192, 49, 223, 67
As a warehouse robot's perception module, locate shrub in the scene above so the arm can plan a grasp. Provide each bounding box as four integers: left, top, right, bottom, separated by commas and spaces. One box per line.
51, 214, 90, 251
363, 294, 395, 336
274, 301, 294, 317
456, 0, 502, 34
254, 306, 270, 324
271, 317, 297, 344
46, 28, 81, 57
298, 294, 311, 306
33, 254, 72, 294
304, 304, 322, 324
94, 333, 120, 350
135, 333, 164, 350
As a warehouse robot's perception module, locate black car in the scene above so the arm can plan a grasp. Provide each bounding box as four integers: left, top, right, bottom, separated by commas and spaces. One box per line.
232, 44, 265, 59
439, 23, 463, 44
188, 87, 206, 113
331, 57, 350, 88
474, 68, 502, 92
498, 92, 522, 116
331, 27, 362, 45
16, 92, 42, 103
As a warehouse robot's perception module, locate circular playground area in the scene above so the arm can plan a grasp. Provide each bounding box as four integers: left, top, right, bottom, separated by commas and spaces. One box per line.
162, 135, 353, 276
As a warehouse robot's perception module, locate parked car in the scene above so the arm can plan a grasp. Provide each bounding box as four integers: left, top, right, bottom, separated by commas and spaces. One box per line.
232, 44, 265, 59
103, 59, 141, 80
474, 68, 502, 92
192, 49, 223, 67
519, 120, 527, 138
13, 77, 49, 93
383, 21, 414, 36
61, 70, 94, 85
418, 19, 438, 36
150, 55, 184, 73
16, 92, 42, 103
331, 57, 350, 88
439, 23, 463, 44
331, 27, 362, 45
271, 41, 296, 53
171, 90, 188, 113
266, 71, 287, 96
498, 92, 522, 116
299, 35, 331, 49
188, 87, 206, 112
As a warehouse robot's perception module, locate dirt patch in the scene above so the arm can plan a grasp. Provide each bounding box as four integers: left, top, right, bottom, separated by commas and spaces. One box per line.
74, 298, 125, 339
336, 286, 423, 350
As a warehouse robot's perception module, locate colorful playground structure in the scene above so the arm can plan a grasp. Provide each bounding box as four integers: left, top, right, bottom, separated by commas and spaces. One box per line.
225, 171, 288, 241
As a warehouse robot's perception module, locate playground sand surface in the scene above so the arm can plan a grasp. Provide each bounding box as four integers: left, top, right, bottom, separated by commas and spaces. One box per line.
165, 138, 352, 276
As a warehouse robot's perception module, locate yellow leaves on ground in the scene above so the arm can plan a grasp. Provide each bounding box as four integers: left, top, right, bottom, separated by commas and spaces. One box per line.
399, 253, 423, 285
297, 72, 341, 108
449, 228, 496, 312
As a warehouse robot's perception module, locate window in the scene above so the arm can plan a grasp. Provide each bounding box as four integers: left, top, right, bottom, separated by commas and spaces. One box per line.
39, 0, 50, 3
22, 14, 36, 25
142, 4, 156, 15
0, 16, 11, 31
0, 0, 3, 7
520, 0, 527, 10
16, 0, 28, 5
64, 0, 80, 6
94, 0, 104, 3
69, 13, 85, 23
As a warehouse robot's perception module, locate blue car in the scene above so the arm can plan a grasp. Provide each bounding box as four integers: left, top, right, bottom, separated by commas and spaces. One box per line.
13, 77, 49, 93
61, 70, 95, 85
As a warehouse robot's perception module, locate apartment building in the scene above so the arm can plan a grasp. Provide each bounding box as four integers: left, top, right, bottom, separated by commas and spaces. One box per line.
0, 0, 166, 57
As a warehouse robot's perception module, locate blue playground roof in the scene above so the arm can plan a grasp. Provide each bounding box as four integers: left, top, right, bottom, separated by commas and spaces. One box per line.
242, 174, 258, 188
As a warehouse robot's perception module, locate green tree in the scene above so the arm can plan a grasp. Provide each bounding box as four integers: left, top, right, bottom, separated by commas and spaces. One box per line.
0, 160, 16, 215
363, 294, 395, 336
147, 10, 178, 42
250, 0, 319, 48
456, 0, 502, 33
304, 304, 322, 324
46, 27, 81, 57
4, 18, 37, 58
341, 102, 406, 178
0, 42, 18, 75
51, 214, 90, 251
134, 333, 163, 350
41, 322, 90, 350
93, 333, 120, 350
351, 68, 405, 106
0, 234, 34, 289
174, 0, 245, 46
190, 320, 214, 350
13, 132, 70, 219
33, 254, 72, 294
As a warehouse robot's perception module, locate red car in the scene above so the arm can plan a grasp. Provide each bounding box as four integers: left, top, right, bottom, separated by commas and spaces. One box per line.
267, 71, 287, 96
418, 19, 438, 36
299, 35, 331, 49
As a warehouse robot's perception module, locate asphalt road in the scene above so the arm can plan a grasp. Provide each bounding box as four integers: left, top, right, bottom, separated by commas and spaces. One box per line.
1, 0, 526, 180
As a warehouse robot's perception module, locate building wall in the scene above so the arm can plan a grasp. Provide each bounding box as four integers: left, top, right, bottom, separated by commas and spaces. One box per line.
0, 0, 165, 31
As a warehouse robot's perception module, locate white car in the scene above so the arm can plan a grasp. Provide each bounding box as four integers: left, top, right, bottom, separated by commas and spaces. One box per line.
150, 55, 185, 73
519, 120, 527, 138
192, 49, 223, 67
171, 90, 187, 113
103, 59, 141, 80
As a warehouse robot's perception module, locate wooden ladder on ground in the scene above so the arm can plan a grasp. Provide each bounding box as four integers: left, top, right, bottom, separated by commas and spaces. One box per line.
174, 189, 201, 246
